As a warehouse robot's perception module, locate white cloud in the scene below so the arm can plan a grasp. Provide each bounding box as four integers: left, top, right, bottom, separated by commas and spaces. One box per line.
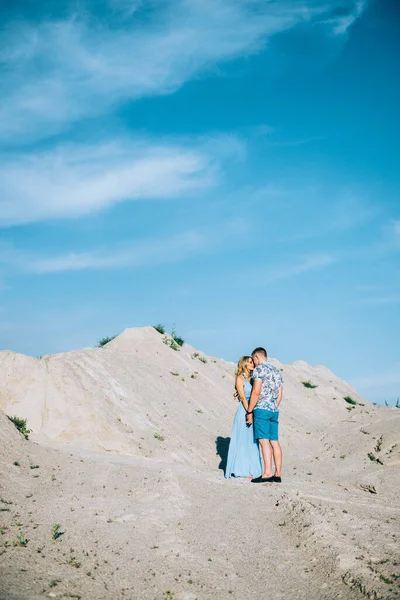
326, 191, 379, 230
0, 139, 216, 226
329, 0, 366, 35
0, 219, 247, 274
30, 232, 208, 273
0, 1, 365, 144
255, 253, 335, 284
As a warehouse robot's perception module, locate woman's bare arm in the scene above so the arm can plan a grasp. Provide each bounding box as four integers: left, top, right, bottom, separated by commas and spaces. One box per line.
235, 376, 248, 411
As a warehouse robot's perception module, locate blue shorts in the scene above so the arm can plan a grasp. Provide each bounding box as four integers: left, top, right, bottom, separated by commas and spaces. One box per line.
253, 409, 279, 441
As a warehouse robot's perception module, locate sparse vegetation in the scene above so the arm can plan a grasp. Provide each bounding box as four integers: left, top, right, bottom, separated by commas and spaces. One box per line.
191, 352, 207, 364
161, 324, 185, 350
7, 416, 31, 440
66, 554, 81, 568
302, 381, 317, 389
13, 461, 20, 467
171, 325, 184, 347
154, 433, 165, 442
368, 452, 383, 465
380, 575, 393, 585
52, 524, 63, 541
170, 371, 179, 376
16, 534, 29, 547
97, 335, 117, 348
344, 396, 357, 405
153, 324, 166, 334
163, 335, 180, 351
375, 435, 383, 452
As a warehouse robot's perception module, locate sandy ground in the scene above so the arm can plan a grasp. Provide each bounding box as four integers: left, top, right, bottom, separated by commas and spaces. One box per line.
0, 327, 399, 599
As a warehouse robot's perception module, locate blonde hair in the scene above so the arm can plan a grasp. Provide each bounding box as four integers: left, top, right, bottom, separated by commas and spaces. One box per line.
233, 356, 252, 401
236, 356, 252, 377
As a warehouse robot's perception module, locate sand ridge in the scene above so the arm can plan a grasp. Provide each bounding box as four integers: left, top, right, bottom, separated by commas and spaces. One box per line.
0, 326, 399, 599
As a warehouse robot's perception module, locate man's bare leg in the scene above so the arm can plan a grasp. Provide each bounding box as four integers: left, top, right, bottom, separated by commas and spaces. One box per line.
258, 439, 273, 478
270, 440, 282, 477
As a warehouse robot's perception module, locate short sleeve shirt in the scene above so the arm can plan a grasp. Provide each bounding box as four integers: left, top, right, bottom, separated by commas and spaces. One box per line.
252, 361, 282, 412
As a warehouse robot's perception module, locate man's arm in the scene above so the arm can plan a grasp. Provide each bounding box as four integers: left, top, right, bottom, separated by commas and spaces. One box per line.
247, 380, 261, 413
277, 384, 283, 407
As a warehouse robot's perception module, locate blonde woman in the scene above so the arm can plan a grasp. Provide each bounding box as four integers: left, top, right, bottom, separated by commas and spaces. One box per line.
225, 356, 262, 479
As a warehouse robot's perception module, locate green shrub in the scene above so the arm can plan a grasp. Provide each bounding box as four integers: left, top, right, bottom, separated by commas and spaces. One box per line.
163, 335, 180, 351
171, 325, 184, 347
153, 324, 166, 334
97, 335, 117, 348
7, 416, 31, 440
368, 452, 383, 465
52, 524, 63, 541
16, 534, 29, 547
302, 381, 317, 389
191, 352, 207, 363
344, 396, 357, 405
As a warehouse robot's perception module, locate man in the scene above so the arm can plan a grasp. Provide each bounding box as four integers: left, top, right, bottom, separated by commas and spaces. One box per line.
246, 347, 283, 483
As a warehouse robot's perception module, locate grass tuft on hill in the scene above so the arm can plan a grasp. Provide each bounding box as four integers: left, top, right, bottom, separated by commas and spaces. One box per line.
7, 415, 31, 440
153, 324, 166, 334
162, 324, 185, 351
171, 325, 184, 347
344, 396, 357, 405
97, 335, 117, 348
302, 381, 317, 389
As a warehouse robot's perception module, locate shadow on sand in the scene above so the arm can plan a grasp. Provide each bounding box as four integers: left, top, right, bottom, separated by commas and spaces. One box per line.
215, 436, 230, 473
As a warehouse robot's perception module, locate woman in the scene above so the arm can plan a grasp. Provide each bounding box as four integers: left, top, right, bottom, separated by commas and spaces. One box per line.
225, 356, 262, 479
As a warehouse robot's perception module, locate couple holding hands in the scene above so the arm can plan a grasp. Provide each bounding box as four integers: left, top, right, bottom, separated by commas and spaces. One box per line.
225, 347, 283, 483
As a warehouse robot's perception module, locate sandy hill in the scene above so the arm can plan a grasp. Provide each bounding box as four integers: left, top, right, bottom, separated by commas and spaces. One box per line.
0, 327, 399, 600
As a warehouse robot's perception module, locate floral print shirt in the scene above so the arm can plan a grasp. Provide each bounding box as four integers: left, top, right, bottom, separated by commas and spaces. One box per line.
252, 361, 282, 412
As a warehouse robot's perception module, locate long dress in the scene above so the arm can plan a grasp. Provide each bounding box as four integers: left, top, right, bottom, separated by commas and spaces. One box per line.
224, 375, 262, 478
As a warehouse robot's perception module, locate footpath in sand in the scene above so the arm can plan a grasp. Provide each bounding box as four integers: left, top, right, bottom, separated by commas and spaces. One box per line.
0, 327, 399, 600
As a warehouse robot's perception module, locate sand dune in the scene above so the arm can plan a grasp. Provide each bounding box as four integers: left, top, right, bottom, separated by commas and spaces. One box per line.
0, 327, 399, 599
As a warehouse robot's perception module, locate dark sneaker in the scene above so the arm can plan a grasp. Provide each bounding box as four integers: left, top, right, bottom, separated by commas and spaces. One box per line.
251, 476, 274, 483
272, 476, 282, 483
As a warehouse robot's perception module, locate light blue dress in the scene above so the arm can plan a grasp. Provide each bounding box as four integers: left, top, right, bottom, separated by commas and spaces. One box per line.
225, 375, 262, 478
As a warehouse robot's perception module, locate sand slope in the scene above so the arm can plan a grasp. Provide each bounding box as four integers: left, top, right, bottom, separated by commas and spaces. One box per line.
0, 327, 399, 600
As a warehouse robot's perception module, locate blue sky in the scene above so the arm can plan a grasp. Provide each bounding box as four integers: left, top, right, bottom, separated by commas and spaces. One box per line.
0, 0, 399, 405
